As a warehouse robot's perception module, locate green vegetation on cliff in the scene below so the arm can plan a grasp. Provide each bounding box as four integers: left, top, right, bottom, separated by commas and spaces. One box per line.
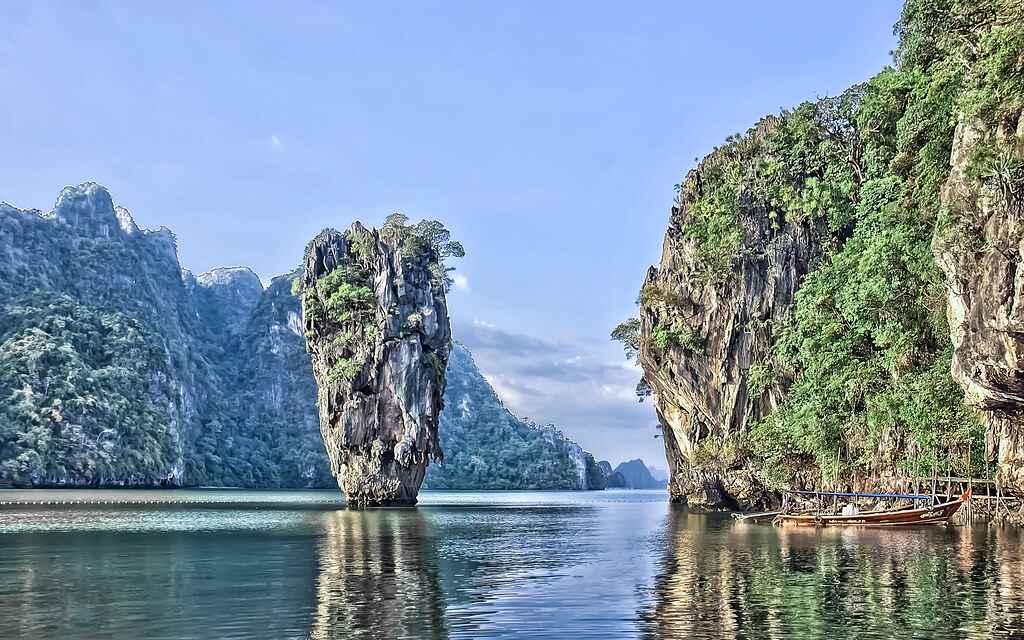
188, 272, 334, 489
0, 294, 179, 485
627, 0, 1023, 497
0, 189, 335, 488
424, 344, 598, 490
754, 0, 1020, 484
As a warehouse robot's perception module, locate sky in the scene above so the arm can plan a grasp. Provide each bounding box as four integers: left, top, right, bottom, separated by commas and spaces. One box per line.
0, 1, 903, 468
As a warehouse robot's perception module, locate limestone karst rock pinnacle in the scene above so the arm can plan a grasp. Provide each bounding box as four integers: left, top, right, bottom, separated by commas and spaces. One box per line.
300, 222, 451, 507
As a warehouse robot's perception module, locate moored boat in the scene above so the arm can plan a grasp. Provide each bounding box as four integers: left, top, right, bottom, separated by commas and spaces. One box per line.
732, 510, 782, 524
773, 489, 971, 527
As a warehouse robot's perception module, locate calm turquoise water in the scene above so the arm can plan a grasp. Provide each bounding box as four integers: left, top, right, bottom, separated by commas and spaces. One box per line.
0, 489, 1022, 639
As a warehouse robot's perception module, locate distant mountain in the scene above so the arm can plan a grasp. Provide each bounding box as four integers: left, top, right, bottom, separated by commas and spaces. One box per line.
610, 459, 666, 490
600, 460, 628, 489
0, 184, 331, 488
647, 466, 669, 482
0, 183, 604, 490
424, 344, 605, 490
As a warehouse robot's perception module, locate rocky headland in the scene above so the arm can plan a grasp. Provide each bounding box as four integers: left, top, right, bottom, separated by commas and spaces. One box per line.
625, 1, 1024, 512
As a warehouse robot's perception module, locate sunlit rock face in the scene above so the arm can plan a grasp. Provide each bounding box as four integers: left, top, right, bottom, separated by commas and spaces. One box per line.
638, 120, 825, 510
935, 112, 1024, 497
301, 224, 451, 507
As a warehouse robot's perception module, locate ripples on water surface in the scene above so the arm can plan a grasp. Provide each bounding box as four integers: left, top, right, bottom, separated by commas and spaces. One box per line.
0, 489, 1022, 639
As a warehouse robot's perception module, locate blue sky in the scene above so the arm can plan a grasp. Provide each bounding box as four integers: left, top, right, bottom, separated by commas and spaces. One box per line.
1, 1, 902, 467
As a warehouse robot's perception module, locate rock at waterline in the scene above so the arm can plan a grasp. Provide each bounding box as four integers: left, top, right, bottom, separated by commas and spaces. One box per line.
301, 223, 452, 507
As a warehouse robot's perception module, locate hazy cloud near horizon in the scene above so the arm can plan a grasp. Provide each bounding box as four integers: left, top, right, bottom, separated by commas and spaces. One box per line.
453, 318, 664, 467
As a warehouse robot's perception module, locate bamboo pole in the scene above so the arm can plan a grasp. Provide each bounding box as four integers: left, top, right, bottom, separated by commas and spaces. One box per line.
967, 445, 973, 524
946, 446, 952, 500
914, 455, 921, 498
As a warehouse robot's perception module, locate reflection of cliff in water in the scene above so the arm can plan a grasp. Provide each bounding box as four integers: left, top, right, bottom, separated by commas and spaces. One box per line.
308, 503, 599, 639
311, 510, 448, 640
991, 527, 1024, 637
641, 505, 1024, 639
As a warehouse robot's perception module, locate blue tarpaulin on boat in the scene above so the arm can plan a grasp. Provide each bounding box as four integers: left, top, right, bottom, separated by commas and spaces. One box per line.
787, 490, 933, 501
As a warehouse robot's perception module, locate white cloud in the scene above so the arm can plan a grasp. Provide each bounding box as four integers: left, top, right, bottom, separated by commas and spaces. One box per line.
452, 273, 469, 291
480, 371, 529, 411
269, 135, 281, 148
454, 318, 660, 465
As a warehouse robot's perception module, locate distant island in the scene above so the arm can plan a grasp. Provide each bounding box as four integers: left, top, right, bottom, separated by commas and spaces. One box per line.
604, 459, 667, 490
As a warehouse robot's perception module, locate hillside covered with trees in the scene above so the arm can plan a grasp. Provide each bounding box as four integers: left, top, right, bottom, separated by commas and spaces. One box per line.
617, 0, 1024, 508
0, 185, 605, 490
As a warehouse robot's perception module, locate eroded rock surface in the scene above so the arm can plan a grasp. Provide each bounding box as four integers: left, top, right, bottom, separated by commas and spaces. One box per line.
935, 110, 1024, 496
301, 224, 451, 506
638, 122, 827, 509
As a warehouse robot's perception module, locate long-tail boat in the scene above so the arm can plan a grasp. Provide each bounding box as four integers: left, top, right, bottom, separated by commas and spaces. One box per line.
772, 488, 971, 527
732, 510, 782, 524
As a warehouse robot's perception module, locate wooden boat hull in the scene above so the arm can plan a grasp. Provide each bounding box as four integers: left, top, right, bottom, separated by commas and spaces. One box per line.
733, 510, 781, 524
774, 490, 970, 527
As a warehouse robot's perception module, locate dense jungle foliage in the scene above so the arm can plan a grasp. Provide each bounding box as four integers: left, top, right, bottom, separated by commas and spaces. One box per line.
754, 0, 1021, 484
620, 0, 1023, 486
0, 294, 179, 485
187, 273, 334, 489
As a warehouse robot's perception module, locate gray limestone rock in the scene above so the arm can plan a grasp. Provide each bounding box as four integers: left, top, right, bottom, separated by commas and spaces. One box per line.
638, 120, 827, 509
301, 224, 451, 506
934, 110, 1024, 496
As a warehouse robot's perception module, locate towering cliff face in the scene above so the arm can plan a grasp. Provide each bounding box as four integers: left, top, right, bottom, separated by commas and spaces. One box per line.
639, 121, 828, 507
209, 271, 334, 488
0, 183, 331, 488
301, 224, 451, 506
633, 1, 1023, 509
0, 183, 211, 484
935, 111, 1024, 496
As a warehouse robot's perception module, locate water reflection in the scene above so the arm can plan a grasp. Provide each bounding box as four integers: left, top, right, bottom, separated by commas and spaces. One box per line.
310, 501, 607, 638
991, 526, 1024, 637
642, 505, 1024, 639
312, 510, 447, 639
1, 491, 1022, 639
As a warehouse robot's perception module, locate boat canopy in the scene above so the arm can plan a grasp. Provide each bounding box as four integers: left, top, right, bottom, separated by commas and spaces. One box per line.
786, 490, 933, 501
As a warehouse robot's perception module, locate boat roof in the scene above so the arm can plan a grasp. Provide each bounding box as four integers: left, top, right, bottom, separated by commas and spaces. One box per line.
787, 490, 933, 501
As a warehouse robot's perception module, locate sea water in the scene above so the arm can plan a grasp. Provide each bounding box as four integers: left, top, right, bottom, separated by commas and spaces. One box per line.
0, 489, 1021, 639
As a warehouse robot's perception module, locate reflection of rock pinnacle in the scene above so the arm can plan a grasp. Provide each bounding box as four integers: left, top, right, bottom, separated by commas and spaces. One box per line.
310, 511, 447, 639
